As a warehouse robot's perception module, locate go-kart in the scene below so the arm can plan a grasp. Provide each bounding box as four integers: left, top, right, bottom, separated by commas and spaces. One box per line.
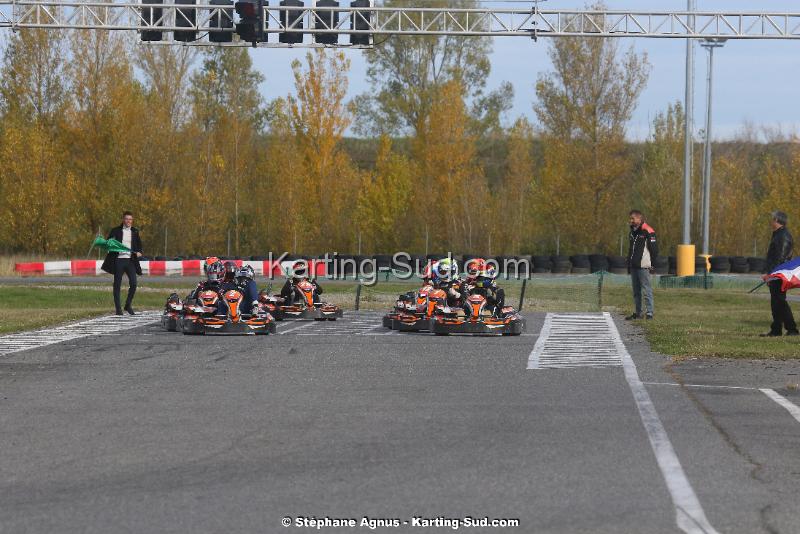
391, 286, 448, 332
260, 279, 343, 321
382, 283, 434, 329
166, 288, 276, 335
429, 293, 524, 336
161, 293, 183, 331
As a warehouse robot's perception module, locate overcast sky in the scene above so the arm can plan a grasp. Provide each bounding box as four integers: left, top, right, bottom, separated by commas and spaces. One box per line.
249, 0, 800, 140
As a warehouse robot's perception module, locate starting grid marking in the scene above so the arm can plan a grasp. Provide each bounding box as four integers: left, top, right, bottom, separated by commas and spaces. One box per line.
527, 313, 623, 369
0, 311, 161, 356
287, 313, 387, 336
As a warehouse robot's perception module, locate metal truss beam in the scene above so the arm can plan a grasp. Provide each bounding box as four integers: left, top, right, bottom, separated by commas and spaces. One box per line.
2, 2, 800, 44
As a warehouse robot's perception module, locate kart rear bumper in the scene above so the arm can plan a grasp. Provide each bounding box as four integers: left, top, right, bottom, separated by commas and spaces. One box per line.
430, 316, 525, 336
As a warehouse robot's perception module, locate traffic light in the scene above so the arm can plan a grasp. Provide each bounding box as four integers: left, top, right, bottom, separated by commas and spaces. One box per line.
140, 0, 163, 41
279, 0, 304, 44
209, 0, 234, 43
235, 0, 264, 45
174, 0, 197, 42
314, 0, 339, 45
350, 0, 372, 46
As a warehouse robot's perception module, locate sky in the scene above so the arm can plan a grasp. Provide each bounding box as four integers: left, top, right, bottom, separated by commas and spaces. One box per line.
248, 0, 800, 140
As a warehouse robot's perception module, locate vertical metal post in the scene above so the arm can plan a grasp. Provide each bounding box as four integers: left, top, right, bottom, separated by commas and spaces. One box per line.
518, 278, 527, 312
701, 40, 723, 256
164, 226, 168, 257
354, 278, 362, 311
597, 271, 604, 310
682, 0, 695, 245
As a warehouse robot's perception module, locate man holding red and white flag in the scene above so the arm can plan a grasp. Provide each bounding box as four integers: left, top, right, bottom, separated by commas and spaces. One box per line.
761, 211, 799, 337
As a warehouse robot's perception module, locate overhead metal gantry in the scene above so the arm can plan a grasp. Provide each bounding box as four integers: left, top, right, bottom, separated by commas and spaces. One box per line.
2, 2, 800, 47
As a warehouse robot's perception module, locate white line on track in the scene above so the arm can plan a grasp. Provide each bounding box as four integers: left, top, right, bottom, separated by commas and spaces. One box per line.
760, 388, 800, 424
277, 322, 317, 335
605, 312, 720, 534
0, 312, 160, 356
644, 382, 760, 391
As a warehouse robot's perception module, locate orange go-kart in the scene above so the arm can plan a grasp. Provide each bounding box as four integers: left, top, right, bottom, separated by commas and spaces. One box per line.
259, 279, 343, 321
429, 293, 524, 336
389, 286, 448, 332
178, 288, 276, 335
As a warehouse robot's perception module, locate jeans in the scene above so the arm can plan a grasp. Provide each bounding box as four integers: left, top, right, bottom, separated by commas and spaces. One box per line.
113, 258, 137, 312
631, 268, 654, 317
768, 279, 797, 334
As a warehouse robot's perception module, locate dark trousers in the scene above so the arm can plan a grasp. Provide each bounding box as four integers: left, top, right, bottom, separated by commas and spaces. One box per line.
769, 279, 797, 334
113, 258, 137, 313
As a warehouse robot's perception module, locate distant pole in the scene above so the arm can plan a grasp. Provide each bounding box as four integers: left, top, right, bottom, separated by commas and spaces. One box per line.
682, 0, 695, 246
700, 38, 726, 256
677, 0, 697, 276
164, 227, 168, 257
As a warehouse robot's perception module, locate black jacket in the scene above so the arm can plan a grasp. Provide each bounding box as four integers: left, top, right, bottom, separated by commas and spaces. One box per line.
628, 223, 659, 270
100, 225, 143, 275
766, 226, 793, 272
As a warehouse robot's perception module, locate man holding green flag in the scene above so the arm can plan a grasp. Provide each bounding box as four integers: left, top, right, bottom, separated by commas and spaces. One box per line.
100, 211, 143, 315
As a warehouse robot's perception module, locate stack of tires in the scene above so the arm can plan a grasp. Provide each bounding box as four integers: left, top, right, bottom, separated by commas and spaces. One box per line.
709, 256, 731, 274
729, 256, 749, 274
748, 256, 766, 274
668, 256, 677, 275
532, 255, 553, 273
589, 254, 609, 273
607, 256, 628, 275
551, 255, 572, 274
653, 256, 669, 275
569, 255, 591, 274
695, 256, 709, 274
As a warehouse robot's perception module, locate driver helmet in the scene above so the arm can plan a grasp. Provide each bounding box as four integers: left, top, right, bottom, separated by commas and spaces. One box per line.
465, 258, 487, 282
285, 260, 308, 280
222, 261, 237, 282
237, 264, 255, 281
204, 256, 220, 274
434, 258, 458, 283
206, 261, 224, 282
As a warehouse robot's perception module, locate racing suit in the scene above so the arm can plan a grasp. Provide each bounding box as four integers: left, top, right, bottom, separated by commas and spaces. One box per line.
436, 278, 466, 308
235, 277, 260, 314
280, 278, 323, 306
463, 279, 505, 317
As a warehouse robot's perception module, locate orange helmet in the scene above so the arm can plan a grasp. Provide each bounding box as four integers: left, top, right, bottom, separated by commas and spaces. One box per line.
465, 258, 487, 280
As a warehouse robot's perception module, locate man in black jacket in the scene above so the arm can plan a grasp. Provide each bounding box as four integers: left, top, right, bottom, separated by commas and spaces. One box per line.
626, 210, 658, 320
100, 211, 143, 315
761, 211, 798, 337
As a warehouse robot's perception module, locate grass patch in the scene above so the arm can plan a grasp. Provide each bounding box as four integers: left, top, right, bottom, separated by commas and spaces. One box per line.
0, 286, 168, 334
602, 287, 800, 359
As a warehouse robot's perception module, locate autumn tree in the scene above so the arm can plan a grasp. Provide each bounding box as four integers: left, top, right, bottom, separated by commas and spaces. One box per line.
636, 102, 685, 255
534, 9, 649, 253
0, 28, 78, 254
355, 0, 512, 138
270, 49, 359, 252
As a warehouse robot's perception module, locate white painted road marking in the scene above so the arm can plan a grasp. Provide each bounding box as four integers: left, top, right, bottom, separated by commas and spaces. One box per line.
760, 388, 800, 424
277, 322, 317, 335
605, 312, 720, 534
527, 314, 622, 369
0, 312, 161, 356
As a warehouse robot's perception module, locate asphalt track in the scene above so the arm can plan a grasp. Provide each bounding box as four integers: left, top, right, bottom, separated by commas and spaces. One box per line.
1, 312, 799, 534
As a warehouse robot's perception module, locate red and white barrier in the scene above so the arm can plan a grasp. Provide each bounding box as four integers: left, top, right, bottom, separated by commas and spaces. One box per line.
14, 259, 329, 277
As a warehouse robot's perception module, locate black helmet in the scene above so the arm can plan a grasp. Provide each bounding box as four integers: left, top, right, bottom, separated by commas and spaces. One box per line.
223, 261, 237, 281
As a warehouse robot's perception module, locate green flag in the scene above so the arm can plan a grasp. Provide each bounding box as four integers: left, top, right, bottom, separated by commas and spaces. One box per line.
90, 235, 131, 254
